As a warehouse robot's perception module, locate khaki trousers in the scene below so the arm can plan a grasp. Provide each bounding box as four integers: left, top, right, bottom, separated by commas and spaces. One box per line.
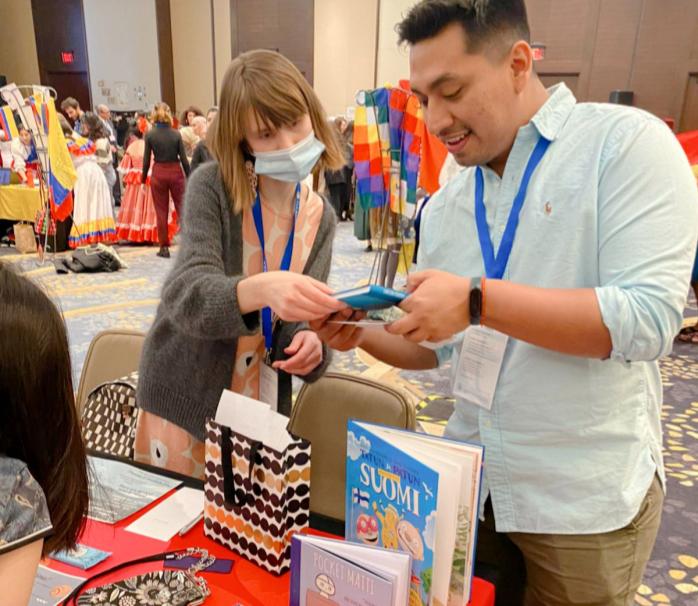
476, 476, 663, 606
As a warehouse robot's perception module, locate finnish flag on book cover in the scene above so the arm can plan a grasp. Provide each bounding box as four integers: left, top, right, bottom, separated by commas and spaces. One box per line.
352, 487, 370, 508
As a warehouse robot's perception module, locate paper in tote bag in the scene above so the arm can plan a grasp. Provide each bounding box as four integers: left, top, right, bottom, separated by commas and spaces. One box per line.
203, 390, 311, 575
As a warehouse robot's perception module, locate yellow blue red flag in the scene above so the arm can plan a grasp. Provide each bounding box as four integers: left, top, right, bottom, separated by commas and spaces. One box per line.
46, 97, 77, 220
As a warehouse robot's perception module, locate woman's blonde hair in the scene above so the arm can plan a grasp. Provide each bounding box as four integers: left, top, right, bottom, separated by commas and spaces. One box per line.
150, 102, 173, 125
210, 49, 345, 213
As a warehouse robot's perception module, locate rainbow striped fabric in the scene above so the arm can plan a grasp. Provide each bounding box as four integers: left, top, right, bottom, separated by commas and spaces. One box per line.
353, 87, 423, 216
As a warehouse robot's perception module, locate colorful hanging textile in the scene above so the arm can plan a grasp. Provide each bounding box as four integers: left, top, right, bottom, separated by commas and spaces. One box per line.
354, 86, 423, 216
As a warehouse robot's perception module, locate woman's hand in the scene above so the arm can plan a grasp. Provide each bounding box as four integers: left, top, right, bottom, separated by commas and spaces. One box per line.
272, 330, 323, 376
238, 272, 346, 321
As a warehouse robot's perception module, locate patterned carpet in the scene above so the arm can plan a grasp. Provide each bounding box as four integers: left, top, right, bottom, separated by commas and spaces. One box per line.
2, 221, 697, 604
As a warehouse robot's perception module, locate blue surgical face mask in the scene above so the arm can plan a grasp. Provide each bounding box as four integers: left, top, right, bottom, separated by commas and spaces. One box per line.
253, 130, 325, 183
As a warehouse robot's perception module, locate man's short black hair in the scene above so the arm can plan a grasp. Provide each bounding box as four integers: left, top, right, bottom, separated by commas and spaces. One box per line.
397, 0, 530, 53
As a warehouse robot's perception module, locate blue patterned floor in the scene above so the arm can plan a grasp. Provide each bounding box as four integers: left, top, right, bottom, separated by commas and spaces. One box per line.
3, 221, 697, 603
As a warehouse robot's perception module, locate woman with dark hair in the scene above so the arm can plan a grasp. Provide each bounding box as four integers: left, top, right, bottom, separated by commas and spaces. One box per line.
324, 117, 354, 221
82, 113, 117, 206
0, 262, 89, 604
68, 115, 116, 247
179, 105, 204, 128
142, 103, 190, 258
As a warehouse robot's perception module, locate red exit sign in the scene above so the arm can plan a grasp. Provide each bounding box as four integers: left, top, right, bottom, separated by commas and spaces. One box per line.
531, 44, 546, 61
61, 51, 75, 65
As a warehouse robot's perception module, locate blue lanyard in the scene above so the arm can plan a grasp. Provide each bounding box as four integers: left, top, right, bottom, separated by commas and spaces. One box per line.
252, 183, 301, 352
475, 136, 551, 279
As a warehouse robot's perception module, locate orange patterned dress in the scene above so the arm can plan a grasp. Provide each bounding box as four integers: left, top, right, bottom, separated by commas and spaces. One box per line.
134, 186, 324, 479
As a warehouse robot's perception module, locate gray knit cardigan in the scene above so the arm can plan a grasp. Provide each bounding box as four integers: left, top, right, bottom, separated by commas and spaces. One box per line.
137, 162, 335, 441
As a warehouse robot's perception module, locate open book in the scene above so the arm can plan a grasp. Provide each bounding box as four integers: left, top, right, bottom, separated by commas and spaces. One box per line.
290, 534, 411, 606
345, 420, 484, 606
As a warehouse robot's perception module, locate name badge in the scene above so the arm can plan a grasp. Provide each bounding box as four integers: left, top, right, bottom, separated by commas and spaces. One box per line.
452, 326, 509, 410
259, 362, 279, 411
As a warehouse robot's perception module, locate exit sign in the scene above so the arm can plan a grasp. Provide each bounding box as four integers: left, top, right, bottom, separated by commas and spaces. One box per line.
61, 51, 75, 65
531, 44, 546, 61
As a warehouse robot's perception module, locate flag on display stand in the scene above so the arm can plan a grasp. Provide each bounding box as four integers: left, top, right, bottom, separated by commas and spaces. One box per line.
45, 97, 77, 220
0, 106, 19, 140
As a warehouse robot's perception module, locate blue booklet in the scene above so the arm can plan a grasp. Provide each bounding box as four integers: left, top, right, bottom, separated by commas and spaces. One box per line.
334, 285, 407, 310
345, 420, 484, 606
289, 534, 410, 606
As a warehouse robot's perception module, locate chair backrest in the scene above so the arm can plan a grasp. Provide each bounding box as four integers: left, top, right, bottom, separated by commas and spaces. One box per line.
287, 372, 416, 526
75, 329, 145, 416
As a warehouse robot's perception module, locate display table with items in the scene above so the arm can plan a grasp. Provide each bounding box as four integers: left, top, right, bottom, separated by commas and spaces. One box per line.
39, 452, 494, 606
0, 183, 42, 221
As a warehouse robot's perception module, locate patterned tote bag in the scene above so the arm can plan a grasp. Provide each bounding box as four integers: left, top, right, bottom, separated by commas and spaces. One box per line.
81, 372, 139, 458
203, 419, 311, 575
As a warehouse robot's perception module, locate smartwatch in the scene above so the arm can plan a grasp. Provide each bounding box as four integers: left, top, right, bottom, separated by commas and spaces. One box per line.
469, 277, 483, 326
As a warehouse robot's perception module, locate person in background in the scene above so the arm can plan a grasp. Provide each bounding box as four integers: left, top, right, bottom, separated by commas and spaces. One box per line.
68, 115, 116, 247
60, 97, 85, 133
135, 50, 346, 479
96, 104, 117, 146
181, 115, 207, 159
124, 112, 149, 150
10, 126, 37, 183
205, 105, 218, 128
179, 105, 203, 128
0, 262, 89, 605
323, 117, 353, 221
190, 107, 218, 172
57, 113, 75, 138
97, 103, 121, 205
116, 121, 176, 244
83, 113, 117, 207
142, 102, 189, 258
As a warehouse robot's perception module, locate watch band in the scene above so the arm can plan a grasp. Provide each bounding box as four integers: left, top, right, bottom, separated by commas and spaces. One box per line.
469, 276, 483, 326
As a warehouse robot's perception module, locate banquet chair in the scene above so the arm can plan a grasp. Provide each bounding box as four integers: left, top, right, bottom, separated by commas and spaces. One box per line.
76, 329, 145, 417
287, 372, 416, 534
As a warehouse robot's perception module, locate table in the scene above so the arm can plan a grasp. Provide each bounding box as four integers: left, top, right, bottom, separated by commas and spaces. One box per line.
44, 457, 495, 605
0, 184, 42, 221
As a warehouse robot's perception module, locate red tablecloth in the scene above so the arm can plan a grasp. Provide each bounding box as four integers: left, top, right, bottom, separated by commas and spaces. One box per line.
45, 488, 495, 606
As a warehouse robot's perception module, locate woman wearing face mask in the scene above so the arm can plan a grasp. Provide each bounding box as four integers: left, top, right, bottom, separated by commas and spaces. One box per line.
135, 50, 347, 478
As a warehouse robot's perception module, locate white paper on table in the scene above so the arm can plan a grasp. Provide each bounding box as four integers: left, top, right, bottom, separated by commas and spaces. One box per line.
125, 487, 204, 541
87, 456, 181, 524
215, 389, 294, 452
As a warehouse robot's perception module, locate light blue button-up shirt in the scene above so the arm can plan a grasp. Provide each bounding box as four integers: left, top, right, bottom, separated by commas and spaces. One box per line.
418, 84, 698, 533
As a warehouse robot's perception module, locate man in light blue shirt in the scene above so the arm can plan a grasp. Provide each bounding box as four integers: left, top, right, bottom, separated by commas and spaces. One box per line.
313, 1, 698, 604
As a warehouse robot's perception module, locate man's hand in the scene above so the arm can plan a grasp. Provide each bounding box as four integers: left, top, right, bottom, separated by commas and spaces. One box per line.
309, 308, 366, 351
387, 270, 471, 342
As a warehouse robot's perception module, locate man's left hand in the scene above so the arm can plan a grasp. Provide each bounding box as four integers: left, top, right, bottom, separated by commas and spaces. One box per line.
387, 270, 471, 342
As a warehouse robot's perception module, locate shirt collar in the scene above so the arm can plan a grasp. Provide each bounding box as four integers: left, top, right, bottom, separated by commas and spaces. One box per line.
529, 82, 576, 142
